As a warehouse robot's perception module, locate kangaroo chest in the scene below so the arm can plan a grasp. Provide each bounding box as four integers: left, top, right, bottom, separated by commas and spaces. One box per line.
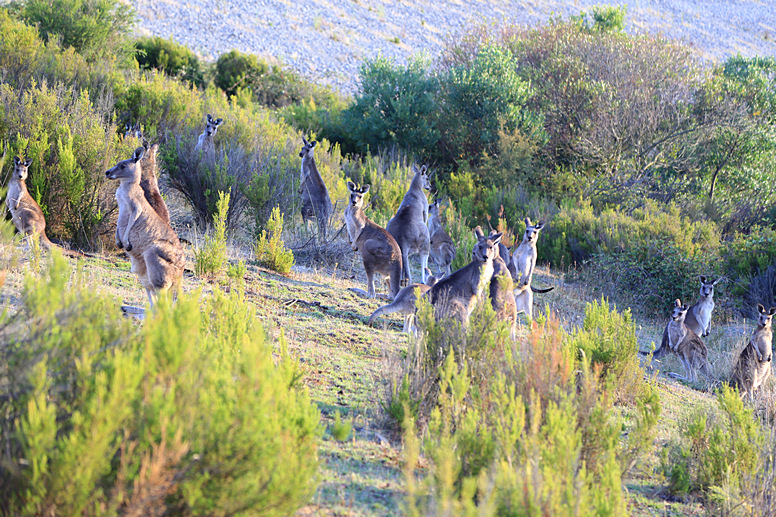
513, 245, 535, 280
344, 207, 365, 245
692, 299, 714, 327
667, 321, 688, 349
6, 181, 24, 213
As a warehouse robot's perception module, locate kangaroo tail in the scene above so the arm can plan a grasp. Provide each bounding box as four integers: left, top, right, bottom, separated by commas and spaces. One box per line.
368, 302, 397, 326
531, 285, 554, 294
389, 261, 402, 298
641, 327, 670, 358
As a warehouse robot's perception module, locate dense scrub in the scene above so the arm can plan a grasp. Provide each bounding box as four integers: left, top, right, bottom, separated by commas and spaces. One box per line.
387, 297, 660, 514
0, 252, 320, 515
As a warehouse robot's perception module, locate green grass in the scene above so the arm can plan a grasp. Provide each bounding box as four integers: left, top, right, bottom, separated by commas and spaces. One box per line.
0, 234, 763, 516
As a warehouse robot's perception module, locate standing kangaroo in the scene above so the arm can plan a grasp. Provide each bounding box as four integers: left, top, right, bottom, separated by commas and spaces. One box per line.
299, 137, 333, 243
658, 275, 721, 352
344, 182, 402, 299
106, 147, 185, 307
138, 140, 171, 226
194, 114, 223, 152
368, 268, 437, 332
511, 217, 553, 318
731, 304, 775, 400
651, 299, 711, 382
387, 164, 431, 285
428, 228, 502, 325
474, 227, 516, 338
427, 199, 455, 277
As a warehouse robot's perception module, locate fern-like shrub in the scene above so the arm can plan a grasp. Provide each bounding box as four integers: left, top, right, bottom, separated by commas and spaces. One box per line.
194, 190, 229, 280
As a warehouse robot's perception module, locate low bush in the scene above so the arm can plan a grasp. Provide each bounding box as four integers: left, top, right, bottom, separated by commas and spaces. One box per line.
254, 206, 294, 274
134, 35, 206, 88
194, 190, 229, 280
392, 296, 660, 514
0, 251, 321, 515
665, 385, 762, 502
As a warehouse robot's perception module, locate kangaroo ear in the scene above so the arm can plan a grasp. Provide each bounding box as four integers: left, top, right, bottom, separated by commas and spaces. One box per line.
675, 299, 682, 307
206, 114, 213, 123
132, 146, 145, 163
758, 304, 766, 314
681, 305, 687, 312
24, 158, 33, 167
310, 141, 317, 148
420, 164, 428, 175
525, 217, 532, 227
13, 156, 20, 166
699, 275, 707, 284
473, 226, 485, 238
215, 118, 223, 126
149, 143, 159, 153
361, 184, 370, 193
535, 221, 545, 230
769, 307, 776, 316
142, 139, 149, 150
302, 136, 309, 145
347, 181, 356, 192
491, 232, 503, 245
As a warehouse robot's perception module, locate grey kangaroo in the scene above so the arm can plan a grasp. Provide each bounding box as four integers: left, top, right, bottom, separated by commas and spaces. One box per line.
194, 114, 223, 152
731, 304, 775, 400
299, 137, 333, 243
658, 275, 721, 352
475, 227, 517, 338
427, 199, 455, 277
428, 228, 502, 325
368, 268, 438, 332
106, 147, 185, 307
386, 164, 431, 285
651, 299, 711, 383
511, 217, 553, 318
344, 182, 402, 299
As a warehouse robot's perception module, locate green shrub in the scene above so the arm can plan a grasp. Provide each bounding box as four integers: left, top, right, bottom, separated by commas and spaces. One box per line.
343, 55, 439, 156
330, 410, 352, 442
0, 251, 320, 515
194, 190, 229, 280
254, 206, 294, 274
134, 36, 205, 88
226, 259, 247, 295
396, 299, 659, 514
214, 49, 268, 99
437, 45, 544, 169
665, 385, 762, 500
13, 0, 136, 63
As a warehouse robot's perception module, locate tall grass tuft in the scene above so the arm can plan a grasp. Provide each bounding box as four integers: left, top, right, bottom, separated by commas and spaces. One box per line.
254, 206, 294, 274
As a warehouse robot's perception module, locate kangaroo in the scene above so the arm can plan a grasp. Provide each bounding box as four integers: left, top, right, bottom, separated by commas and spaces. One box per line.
731, 304, 775, 400
652, 299, 711, 382
510, 217, 553, 319
106, 147, 185, 307
475, 227, 517, 338
344, 182, 402, 299
138, 140, 171, 226
685, 276, 721, 337
428, 228, 502, 325
427, 199, 455, 277
4, 156, 87, 257
194, 114, 223, 152
386, 164, 431, 285
368, 268, 438, 332
299, 137, 333, 243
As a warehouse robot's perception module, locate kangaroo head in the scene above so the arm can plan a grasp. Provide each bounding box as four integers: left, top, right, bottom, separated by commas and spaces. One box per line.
472, 227, 502, 264
429, 199, 441, 220
698, 275, 720, 298
300, 137, 317, 159
756, 304, 776, 330
13, 156, 32, 181
671, 299, 688, 322
124, 123, 142, 139
347, 181, 370, 210
413, 164, 431, 191
204, 114, 224, 137
106, 147, 144, 182
522, 217, 545, 244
